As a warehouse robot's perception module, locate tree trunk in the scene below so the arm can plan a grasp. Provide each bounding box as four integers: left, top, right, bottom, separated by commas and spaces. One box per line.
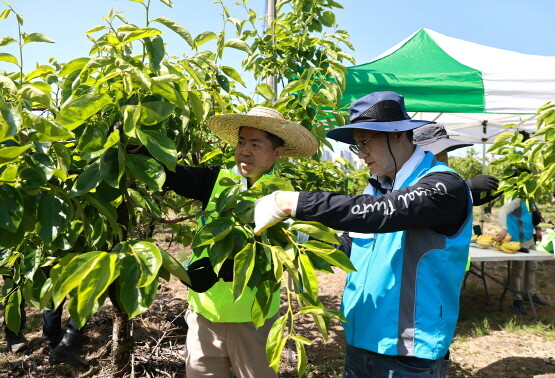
109, 192, 133, 375
110, 300, 134, 376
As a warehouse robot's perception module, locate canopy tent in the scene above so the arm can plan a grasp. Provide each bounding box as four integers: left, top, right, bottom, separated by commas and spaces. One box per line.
340, 28, 555, 149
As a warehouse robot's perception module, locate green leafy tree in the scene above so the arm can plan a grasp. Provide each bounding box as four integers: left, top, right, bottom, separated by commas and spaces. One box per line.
0, 0, 247, 373
0, 0, 354, 375
488, 103, 555, 207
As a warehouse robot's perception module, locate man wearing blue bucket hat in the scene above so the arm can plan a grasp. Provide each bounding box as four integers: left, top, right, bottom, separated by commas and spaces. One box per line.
253, 91, 473, 377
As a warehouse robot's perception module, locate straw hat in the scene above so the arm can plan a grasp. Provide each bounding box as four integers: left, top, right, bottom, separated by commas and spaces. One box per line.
206, 106, 317, 158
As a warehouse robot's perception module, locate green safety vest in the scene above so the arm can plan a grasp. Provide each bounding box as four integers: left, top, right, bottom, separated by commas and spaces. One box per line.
187, 166, 281, 322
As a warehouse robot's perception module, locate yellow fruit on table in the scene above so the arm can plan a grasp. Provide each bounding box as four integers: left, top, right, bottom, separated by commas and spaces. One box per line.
476, 235, 494, 248
500, 245, 517, 253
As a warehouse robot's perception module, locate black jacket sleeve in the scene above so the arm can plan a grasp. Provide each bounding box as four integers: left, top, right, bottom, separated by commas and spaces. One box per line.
296, 171, 470, 237
163, 165, 221, 209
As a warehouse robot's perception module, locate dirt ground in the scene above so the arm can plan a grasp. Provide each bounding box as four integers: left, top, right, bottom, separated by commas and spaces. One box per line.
1, 211, 554, 377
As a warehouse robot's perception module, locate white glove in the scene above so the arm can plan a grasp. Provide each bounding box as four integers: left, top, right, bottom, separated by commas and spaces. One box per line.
253, 191, 288, 236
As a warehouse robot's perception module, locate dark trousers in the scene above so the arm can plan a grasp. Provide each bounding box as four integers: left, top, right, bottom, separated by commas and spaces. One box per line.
43, 301, 80, 345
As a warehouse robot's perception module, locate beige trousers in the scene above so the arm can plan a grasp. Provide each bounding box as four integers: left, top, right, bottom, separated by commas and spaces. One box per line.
509, 238, 537, 300
185, 309, 278, 378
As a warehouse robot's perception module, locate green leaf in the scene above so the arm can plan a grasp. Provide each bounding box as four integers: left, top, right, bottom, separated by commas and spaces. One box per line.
252, 280, 278, 327
145, 35, 164, 72
101, 146, 124, 188
104, 128, 120, 150
22, 268, 47, 308
53, 142, 71, 172
160, 248, 190, 284
188, 91, 204, 120
0, 52, 18, 64
194, 31, 217, 47
131, 241, 163, 288
0, 145, 31, 165
295, 339, 307, 377
136, 129, 177, 171
137, 101, 176, 125
0, 184, 23, 233
51, 251, 104, 308
23, 32, 54, 44
281, 79, 304, 96
0, 75, 17, 96
232, 242, 255, 301
0, 98, 20, 141
122, 104, 140, 138
5, 289, 22, 335
36, 193, 69, 244
223, 38, 251, 53
320, 11, 336, 27
152, 16, 194, 48
266, 314, 288, 371
125, 154, 166, 191
71, 252, 118, 328
250, 177, 295, 193
290, 221, 340, 244
192, 217, 235, 248
119, 26, 162, 45
216, 74, 230, 92
59, 57, 90, 77
70, 161, 102, 197
83, 193, 122, 240
116, 256, 158, 318
85, 25, 108, 34
302, 240, 356, 272
488, 131, 515, 153
221, 66, 246, 87
0, 9, 11, 20
298, 305, 346, 321
299, 254, 318, 298
255, 83, 275, 101
56, 93, 112, 130
207, 231, 234, 271
0, 36, 16, 47
200, 149, 222, 164
24, 112, 74, 142
18, 85, 50, 107
24, 64, 55, 81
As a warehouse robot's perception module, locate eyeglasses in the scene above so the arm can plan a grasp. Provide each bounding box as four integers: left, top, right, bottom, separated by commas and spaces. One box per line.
349, 132, 380, 154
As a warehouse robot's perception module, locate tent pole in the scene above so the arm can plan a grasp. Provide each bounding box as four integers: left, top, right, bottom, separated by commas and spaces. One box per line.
480, 120, 488, 233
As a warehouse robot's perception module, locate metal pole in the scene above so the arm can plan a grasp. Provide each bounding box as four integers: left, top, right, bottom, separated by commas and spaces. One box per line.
480, 120, 488, 233
266, 0, 277, 101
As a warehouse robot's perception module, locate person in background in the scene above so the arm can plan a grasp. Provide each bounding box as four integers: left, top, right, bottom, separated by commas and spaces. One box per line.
254, 91, 473, 377
495, 197, 550, 315
148, 106, 317, 377
1, 283, 88, 367
413, 124, 500, 206
43, 305, 89, 368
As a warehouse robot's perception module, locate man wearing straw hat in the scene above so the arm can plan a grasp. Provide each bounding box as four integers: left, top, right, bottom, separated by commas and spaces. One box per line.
159, 106, 316, 377
253, 91, 472, 377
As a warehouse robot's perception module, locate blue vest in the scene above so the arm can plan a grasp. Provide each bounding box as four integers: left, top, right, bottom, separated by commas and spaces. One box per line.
341, 152, 472, 360
507, 201, 534, 242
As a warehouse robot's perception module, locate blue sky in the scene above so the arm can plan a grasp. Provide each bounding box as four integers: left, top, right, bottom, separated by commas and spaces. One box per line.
2, 0, 552, 158
1, 0, 554, 75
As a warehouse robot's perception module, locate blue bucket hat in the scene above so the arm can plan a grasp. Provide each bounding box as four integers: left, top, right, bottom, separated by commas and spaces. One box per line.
327, 91, 432, 144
